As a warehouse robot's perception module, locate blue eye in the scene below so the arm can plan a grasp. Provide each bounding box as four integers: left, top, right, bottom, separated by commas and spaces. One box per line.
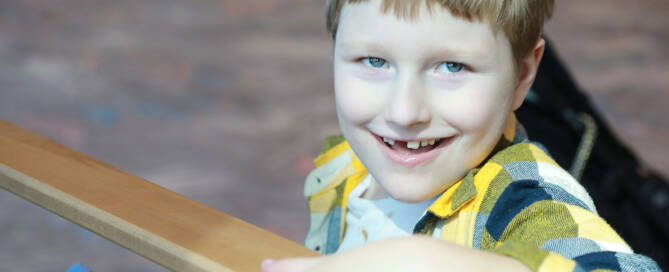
362, 57, 388, 68
437, 62, 465, 73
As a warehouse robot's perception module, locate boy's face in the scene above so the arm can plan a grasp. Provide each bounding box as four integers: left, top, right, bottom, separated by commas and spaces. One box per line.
333, 0, 525, 202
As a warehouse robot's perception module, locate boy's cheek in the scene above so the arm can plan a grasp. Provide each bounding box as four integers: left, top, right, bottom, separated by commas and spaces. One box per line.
450, 107, 493, 132
334, 83, 386, 124
430, 97, 486, 132
432, 90, 508, 132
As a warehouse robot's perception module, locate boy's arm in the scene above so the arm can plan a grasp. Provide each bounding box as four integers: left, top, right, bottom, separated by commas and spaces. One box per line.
263, 236, 531, 272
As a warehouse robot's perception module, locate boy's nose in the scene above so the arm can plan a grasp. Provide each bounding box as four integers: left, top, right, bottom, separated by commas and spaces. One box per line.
383, 76, 431, 128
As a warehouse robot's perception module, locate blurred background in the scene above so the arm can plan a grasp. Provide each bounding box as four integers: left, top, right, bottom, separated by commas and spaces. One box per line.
0, 0, 667, 271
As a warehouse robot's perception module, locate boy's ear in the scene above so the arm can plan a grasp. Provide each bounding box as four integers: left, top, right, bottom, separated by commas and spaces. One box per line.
511, 38, 546, 110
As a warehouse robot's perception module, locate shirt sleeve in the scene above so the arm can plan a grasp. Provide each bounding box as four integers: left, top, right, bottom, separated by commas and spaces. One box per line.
482, 179, 661, 271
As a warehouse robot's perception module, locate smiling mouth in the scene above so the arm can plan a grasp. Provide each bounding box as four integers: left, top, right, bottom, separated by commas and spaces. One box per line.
372, 132, 454, 166
375, 135, 450, 155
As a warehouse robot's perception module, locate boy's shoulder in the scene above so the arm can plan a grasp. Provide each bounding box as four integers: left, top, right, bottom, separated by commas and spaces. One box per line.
485, 141, 597, 212
441, 141, 659, 271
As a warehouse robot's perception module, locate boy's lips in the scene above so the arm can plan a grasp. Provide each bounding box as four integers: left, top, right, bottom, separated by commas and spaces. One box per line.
371, 132, 454, 166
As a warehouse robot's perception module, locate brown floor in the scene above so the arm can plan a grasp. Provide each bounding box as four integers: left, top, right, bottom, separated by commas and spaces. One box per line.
0, 0, 667, 271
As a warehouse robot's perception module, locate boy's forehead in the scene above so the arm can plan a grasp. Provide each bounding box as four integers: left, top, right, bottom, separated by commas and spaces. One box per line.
336, 0, 503, 59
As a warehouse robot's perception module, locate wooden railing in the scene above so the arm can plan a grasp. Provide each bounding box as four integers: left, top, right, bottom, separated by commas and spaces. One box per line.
0, 119, 318, 271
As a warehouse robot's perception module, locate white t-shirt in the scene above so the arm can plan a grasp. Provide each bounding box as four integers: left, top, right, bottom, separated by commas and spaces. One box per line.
336, 174, 439, 252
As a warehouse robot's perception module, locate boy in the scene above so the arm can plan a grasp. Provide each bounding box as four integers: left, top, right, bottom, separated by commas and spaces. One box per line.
263, 0, 660, 271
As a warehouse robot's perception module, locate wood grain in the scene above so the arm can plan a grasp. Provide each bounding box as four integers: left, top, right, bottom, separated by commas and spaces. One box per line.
0, 119, 319, 271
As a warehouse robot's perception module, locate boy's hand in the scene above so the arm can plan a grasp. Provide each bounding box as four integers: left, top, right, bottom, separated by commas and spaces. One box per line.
260, 236, 530, 272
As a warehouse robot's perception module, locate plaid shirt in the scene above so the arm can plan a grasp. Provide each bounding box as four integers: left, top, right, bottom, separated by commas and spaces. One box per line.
303, 115, 660, 271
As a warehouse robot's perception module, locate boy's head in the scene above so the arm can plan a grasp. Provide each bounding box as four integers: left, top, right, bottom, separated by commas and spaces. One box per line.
328, 0, 554, 203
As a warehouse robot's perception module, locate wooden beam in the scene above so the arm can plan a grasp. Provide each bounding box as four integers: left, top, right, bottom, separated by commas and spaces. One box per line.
0, 119, 318, 271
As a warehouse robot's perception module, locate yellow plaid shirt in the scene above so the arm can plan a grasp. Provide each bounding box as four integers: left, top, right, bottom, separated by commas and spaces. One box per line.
303, 115, 659, 271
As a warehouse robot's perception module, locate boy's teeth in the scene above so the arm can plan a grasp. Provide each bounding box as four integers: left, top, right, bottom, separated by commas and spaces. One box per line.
384, 137, 441, 149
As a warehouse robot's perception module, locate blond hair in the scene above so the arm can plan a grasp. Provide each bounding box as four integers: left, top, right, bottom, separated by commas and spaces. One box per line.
326, 0, 554, 66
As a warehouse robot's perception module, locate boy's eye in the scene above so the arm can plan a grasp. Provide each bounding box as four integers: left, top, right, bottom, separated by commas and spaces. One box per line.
362, 57, 388, 68
436, 62, 465, 73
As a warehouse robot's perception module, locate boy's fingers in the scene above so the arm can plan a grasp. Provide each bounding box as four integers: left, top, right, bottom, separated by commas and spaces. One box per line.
261, 257, 325, 272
